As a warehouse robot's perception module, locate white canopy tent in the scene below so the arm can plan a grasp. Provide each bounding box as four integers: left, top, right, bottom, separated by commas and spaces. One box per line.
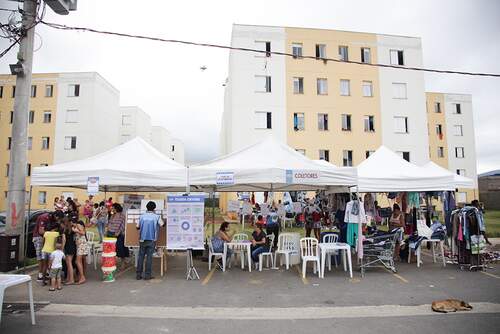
421, 161, 475, 189
31, 137, 188, 192
356, 146, 456, 192
189, 138, 357, 192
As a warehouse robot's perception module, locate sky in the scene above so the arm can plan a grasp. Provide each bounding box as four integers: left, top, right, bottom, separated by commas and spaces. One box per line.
0, 0, 499, 173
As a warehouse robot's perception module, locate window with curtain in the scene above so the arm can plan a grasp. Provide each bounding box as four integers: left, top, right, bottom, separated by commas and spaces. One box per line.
362, 81, 373, 97
64, 136, 77, 150
394, 116, 408, 133
318, 114, 328, 131
340, 79, 350, 96
255, 41, 271, 57
361, 48, 371, 63
293, 77, 304, 94
319, 149, 330, 162
454, 125, 463, 136
339, 46, 349, 61
341, 114, 351, 131
316, 44, 326, 58
292, 43, 303, 58
255, 111, 272, 129
343, 150, 353, 166
316, 78, 328, 95
364, 116, 375, 132
293, 113, 305, 131
390, 49, 404, 65
255, 75, 271, 92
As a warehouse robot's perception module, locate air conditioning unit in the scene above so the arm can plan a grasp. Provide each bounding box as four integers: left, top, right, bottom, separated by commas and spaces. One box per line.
44, 0, 77, 15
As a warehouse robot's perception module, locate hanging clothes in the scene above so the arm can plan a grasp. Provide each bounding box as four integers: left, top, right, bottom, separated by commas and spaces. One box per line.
344, 200, 366, 247
363, 193, 375, 216
408, 192, 420, 208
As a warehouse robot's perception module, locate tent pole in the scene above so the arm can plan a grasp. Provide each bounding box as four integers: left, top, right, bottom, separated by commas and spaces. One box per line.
356, 186, 362, 265
211, 188, 215, 237
23, 185, 33, 272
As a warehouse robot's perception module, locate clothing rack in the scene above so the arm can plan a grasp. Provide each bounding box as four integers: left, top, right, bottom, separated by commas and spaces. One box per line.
452, 206, 485, 271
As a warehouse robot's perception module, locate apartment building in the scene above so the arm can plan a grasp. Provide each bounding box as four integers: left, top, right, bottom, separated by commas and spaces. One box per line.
426, 92, 478, 202
221, 24, 478, 202
0, 72, 184, 211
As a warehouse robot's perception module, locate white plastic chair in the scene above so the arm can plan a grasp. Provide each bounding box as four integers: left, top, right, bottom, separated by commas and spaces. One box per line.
207, 238, 226, 271
300, 237, 320, 278
259, 234, 275, 271
232, 233, 249, 242
408, 220, 446, 268
274, 233, 297, 270
231, 233, 249, 268
322, 234, 339, 270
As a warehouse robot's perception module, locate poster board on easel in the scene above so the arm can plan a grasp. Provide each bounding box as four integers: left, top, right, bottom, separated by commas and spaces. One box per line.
125, 209, 167, 247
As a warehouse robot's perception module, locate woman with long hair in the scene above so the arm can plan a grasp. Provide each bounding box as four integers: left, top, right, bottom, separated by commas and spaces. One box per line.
62, 217, 77, 284
73, 220, 89, 284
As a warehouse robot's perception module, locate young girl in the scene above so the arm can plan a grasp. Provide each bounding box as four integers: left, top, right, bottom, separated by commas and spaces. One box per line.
48, 241, 65, 291
73, 221, 89, 285
41, 223, 60, 285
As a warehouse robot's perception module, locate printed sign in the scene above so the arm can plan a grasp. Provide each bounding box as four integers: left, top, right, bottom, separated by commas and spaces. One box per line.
166, 195, 205, 250
216, 172, 234, 185
228, 200, 240, 213
242, 202, 253, 215
285, 170, 321, 184
87, 177, 99, 195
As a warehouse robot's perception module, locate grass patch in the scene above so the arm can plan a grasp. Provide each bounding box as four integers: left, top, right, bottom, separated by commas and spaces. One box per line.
485, 210, 500, 238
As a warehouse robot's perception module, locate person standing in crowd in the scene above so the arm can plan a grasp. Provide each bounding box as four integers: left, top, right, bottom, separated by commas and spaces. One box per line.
33, 211, 62, 281
48, 241, 65, 291
41, 223, 61, 285
62, 218, 77, 285
95, 201, 108, 243
73, 198, 82, 215
107, 203, 129, 269
266, 207, 280, 249
66, 198, 79, 222
304, 200, 322, 240
389, 203, 405, 260
73, 221, 89, 284
83, 200, 93, 225
54, 197, 64, 211
136, 201, 164, 280
250, 223, 268, 265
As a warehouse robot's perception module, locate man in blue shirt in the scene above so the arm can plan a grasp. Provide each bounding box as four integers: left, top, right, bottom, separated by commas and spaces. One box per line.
136, 201, 164, 280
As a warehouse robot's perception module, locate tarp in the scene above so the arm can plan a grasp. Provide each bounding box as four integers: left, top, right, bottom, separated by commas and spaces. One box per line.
421, 161, 475, 189
356, 146, 456, 192
31, 137, 188, 192
189, 137, 357, 192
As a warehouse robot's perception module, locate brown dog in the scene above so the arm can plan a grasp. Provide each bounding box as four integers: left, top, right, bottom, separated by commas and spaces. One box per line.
432, 299, 473, 313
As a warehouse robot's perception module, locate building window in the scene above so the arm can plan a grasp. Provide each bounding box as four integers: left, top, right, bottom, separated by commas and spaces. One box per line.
390, 49, 404, 65
255, 75, 272, 93
362, 81, 373, 97
392, 83, 407, 99
38, 191, 47, 205
65, 109, 78, 123
29, 110, 35, 124
454, 125, 463, 136
340, 79, 350, 96
455, 147, 465, 158
255, 41, 271, 57
343, 150, 353, 166
64, 136, 77, 150
397, 151, 411, 162
45, 85, 53, 97
364, 115, 375, 132
296, 149, 306, 155
7, 137, 11, 150
318, 114, 328, 131
316, 78, 328, 95
339, 46, 349, 61
120, 134, 131, 143
26, 163, 31, 177
316, 44, 326, 59
40, 163, 48, 167
293, 77, 304, 94
5, 164, 9, 177
319, 149, 330, 162
456, 169, 466, 176
434, 102, 441, 113
293, 113, 305, 131
361, 48, 371, 63
9, 111, 13, 124
365, 150, 374, 159
394, 116, 409, 133
27, 137, 32, 150
437, 146, 445, 158
255, 111, 272, 129
454, 104, 462, 114
43, 111, 52, 123
436, 124, 443, 137
68, 84, 80, 97
12, 86, 16, 98
121, 115, 132, 126
41, 137, 50, 150
30, 85, 37, 98
292, 43, 303, 58
341, 114, 352, 131
0, 86, 3, 98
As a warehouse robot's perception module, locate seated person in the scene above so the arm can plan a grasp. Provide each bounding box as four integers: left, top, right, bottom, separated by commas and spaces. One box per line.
212, 222, 233, 264
251, 223, 269, 263
256, 214, 266, 226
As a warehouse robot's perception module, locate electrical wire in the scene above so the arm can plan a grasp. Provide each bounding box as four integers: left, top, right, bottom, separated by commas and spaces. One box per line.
39, 20, 500, 78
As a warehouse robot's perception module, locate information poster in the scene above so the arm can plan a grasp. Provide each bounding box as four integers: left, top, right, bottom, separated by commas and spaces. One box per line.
87, 177, 99, 195
166, 195, 205, 250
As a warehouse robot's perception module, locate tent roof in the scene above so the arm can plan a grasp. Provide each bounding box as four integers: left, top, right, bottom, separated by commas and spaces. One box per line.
189, 137, 357, 192
421, 161, 475, 189
31, 137, 187, 191
356, 146, 456, 192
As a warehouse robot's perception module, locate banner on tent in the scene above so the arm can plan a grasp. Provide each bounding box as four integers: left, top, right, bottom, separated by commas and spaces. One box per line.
87, 177, 99, 195
285, 170, 321, 184
166, 195, 205, 250
216, 172, 234, 185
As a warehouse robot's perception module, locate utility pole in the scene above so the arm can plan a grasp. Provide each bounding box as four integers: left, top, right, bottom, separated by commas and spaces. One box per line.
5, 0, 38, 249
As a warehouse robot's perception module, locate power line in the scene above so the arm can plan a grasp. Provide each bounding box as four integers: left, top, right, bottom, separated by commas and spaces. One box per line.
39, 20, 500, 78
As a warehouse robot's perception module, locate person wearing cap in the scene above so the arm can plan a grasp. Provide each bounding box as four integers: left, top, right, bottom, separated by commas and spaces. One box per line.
136, 201, 164, 280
